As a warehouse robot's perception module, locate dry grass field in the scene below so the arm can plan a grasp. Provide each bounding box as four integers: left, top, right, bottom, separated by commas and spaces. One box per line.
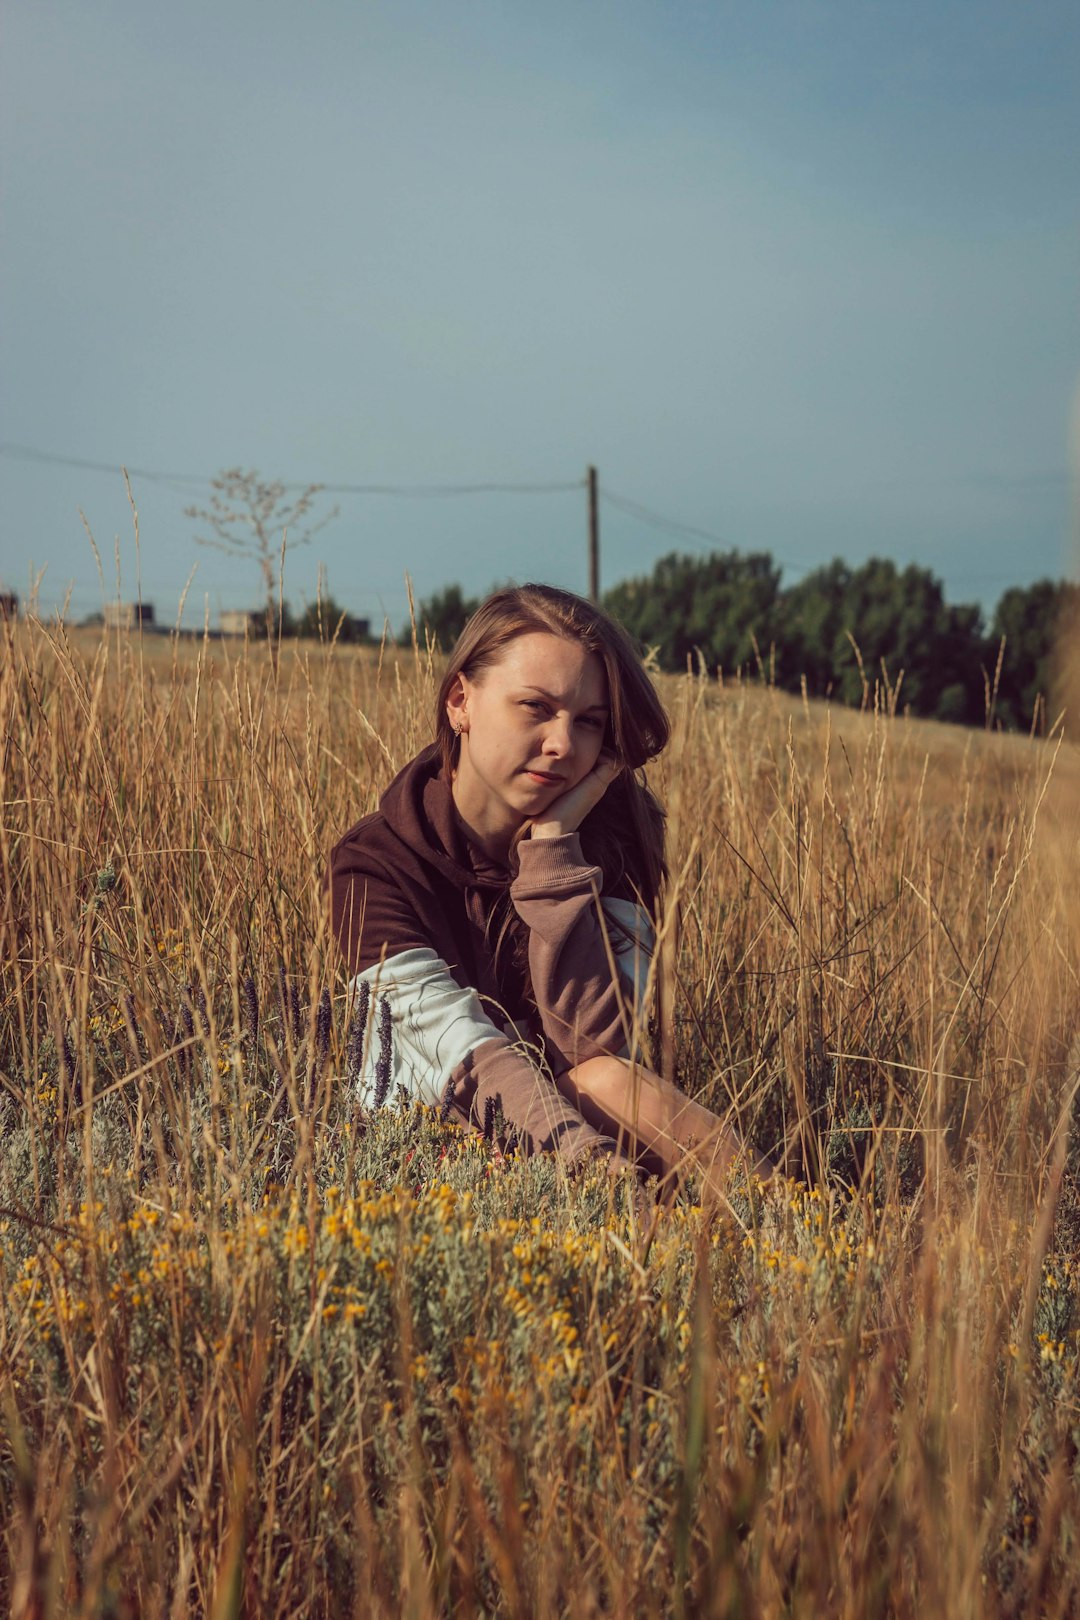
2, 613, 1079, 1617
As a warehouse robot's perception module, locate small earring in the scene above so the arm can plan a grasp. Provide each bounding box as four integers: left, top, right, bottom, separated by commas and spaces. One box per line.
453, 722, 462, 737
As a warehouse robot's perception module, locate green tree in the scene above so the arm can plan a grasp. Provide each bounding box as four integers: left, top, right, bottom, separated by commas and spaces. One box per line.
988, 580, 1080, 732
779, 557, 984, 721
294, 595, 367, 644
603, 551, 782, 676
405, 584, 480, 651
775, 559, 851, 696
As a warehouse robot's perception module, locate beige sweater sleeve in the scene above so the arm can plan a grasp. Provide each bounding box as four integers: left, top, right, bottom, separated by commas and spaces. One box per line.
509, 832, 654, 1072
446, 1038, 627, 1168
343, 945, 624, 1169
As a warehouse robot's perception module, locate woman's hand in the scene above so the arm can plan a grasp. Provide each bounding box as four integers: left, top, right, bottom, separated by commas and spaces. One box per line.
529, 751, 623, 839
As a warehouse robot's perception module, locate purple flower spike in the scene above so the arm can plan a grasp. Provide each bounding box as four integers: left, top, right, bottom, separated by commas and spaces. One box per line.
345, 982, 371, 1086
372, 995, 393, 1108
315, 986, 332, 1071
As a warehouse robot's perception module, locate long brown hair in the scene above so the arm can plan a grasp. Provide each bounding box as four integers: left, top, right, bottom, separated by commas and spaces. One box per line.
434, 583, 670, 910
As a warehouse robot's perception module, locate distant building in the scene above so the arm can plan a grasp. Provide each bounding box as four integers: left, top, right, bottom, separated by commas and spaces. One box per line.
220, 609, 265, 636
0, 591, 18, 622
103, 601, 155, 629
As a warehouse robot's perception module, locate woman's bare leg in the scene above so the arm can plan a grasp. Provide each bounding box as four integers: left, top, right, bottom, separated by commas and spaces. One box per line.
561, 1054, 772, 1201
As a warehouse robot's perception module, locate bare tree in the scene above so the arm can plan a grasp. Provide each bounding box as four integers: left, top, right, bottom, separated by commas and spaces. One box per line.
185, 468, 339, 638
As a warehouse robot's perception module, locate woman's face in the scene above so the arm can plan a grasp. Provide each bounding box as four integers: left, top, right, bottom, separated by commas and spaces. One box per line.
448, 632, 610, 848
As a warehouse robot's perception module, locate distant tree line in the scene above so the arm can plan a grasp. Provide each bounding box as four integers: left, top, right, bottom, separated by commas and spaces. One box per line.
182, 469, 1073, 732
409, 556, 1079, 733
269, 598, 370, 643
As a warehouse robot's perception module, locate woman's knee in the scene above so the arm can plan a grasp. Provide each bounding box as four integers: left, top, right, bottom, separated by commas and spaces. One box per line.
566, 1052, 650, 1113
567, 1052, 629, 1088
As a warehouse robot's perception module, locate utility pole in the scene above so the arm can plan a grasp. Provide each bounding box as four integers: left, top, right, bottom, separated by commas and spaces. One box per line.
587, 465, 599, 603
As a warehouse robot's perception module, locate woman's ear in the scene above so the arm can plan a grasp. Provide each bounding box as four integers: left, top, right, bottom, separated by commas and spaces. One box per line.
445, 672, 468, 733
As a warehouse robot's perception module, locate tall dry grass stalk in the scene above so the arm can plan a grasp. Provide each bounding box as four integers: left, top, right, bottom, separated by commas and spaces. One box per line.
1, 611, 1078, 1617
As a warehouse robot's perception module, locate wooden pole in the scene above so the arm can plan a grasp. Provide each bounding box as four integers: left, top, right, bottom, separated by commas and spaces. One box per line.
587, 465, 599, 603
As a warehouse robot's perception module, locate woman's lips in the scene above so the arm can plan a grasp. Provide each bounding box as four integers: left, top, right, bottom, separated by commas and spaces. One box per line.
526, 770, 563, 785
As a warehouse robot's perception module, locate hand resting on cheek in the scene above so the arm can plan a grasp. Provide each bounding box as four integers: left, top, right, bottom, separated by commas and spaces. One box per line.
528, 751, 624, 840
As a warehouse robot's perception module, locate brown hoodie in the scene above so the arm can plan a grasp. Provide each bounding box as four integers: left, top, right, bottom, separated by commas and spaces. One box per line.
328, 744, 655, 1166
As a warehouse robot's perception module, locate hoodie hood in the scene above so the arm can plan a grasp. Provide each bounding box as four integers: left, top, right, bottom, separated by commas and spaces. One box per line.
378, 743, 511, 893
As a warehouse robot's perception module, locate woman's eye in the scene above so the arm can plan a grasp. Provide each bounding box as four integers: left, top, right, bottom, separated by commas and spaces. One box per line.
521, 700, 602, 728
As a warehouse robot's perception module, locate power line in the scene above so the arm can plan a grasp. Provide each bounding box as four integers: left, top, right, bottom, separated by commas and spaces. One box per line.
1, 441, 212, 490
601, 485, 1063, 594
8, 441, 1062, 603
318, 477, 584, 496
0, 440, 584, 497
601, 487, 738, 550
601, 485, 812, 576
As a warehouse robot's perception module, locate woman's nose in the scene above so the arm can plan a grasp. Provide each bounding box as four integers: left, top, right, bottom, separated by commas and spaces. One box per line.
542, 718, 574, 757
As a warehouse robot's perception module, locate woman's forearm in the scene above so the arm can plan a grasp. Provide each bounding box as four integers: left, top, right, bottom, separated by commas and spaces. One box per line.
560, 1054, 774, 1199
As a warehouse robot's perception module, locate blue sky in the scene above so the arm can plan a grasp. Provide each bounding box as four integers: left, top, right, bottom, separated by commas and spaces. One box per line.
2, 0, 1078, 630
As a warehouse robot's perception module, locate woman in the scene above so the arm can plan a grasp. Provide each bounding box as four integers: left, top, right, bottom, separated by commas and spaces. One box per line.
329, 584, 766, 1198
